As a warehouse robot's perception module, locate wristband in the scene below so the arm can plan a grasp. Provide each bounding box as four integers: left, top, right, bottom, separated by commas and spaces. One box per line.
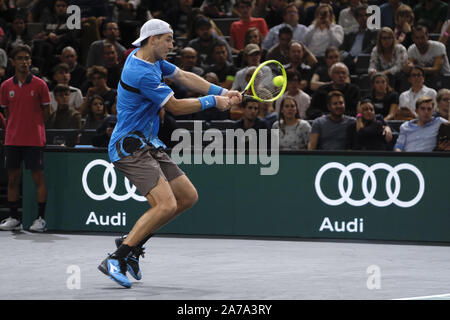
208, 84, 226, 96
198, 95, 216, 110
356, 113, 362, 118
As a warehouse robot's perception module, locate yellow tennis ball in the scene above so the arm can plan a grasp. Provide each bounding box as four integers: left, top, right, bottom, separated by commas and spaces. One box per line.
273, 75, 284, 87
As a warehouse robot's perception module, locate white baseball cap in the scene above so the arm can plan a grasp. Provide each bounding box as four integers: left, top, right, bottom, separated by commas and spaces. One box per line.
132, 19, 173, 47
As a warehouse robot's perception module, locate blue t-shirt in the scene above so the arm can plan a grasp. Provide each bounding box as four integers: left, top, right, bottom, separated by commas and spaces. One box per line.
108, 48, 177, 162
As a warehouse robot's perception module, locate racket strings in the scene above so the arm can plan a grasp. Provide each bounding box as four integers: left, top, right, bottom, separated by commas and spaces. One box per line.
252, 63, 284, 101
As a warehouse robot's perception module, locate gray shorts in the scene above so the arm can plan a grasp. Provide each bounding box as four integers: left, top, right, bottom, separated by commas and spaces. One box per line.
113, 145, 184, 198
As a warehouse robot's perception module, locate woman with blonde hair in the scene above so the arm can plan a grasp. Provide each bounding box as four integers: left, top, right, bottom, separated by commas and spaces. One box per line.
368, 27, 407, 90
303, 3, 344, 57
394, 4, 414, 49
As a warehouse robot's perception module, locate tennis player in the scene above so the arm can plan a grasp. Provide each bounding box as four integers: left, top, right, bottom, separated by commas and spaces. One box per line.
97, 19, 242, 288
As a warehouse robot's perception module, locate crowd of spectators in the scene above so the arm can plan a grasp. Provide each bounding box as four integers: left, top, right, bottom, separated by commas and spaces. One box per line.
0, 0, 449, 152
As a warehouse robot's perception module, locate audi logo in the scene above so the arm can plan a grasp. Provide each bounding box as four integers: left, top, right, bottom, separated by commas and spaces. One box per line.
82, 159, 147, 202
314, 162, 425, 208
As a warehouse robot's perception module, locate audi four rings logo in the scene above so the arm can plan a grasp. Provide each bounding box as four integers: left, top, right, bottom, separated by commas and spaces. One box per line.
314, 162, 425, 208
82, 159, 146, 202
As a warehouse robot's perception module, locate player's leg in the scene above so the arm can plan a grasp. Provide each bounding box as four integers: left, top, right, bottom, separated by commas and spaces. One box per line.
168, 174, 198, 218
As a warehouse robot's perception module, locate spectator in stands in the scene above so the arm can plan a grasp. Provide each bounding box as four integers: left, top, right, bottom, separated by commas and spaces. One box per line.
404, 25, 450, 82
164, 0, 196, 47
200, 0, 235, 18
346, 99, 390, 150
380, 0, 402, 29
434, 94, 450, 151
272, 95, 311, 150
234, 26, 264, 66
0, 47, 7, 81
259, 99, 278, 128
308, 62, 360, 119
434, 88, 450, 119
308, 90, 356, 150
340, 4, 378, 74
91, 114, 117, 147
80, 66, 117, 114
398, 66, 437, 119
368, 27, 408, 91
60, 46, 87, 90
0, 44, 51, 232
275, 69, 310, 119
395, 95, 448, 152
205, 41, 237, 90
103, 42, 122, 88
283, 40, 317, 92
49, 63, 83, 114
187, 15, 233, 70
46, 84, 82, 129
366, 72, 399, 120
1, 13, 32, 55
310, 46, 348, 92
179, 47, 204, 76
394, 4, 415, 50
262, 3, 307, 53
439, 18, 450, 49
232, 44, 263, 91
303, 0, 341, 27
413, 0, 448, 34
71, 0, 109, 19
265, 26, 292, 65
229, 0, 268, 55
82, 94, 108, 130
303, 3, 344, 57
264, 0, 289, 29
338, 0, 361, 35
87, 21, 126, 68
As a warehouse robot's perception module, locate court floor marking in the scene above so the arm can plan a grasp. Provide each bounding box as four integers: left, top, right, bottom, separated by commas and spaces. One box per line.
395, 293, 450, 300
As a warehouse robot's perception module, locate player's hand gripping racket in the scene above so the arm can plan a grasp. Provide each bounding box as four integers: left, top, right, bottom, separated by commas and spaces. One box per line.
241, 60, 287, 102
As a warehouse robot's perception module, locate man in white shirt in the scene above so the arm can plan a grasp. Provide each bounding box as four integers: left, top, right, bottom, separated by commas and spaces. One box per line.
405, 25, 450, 76
399, 66, 437, 117
49, 63, 83, 114
262, 3, 307, 52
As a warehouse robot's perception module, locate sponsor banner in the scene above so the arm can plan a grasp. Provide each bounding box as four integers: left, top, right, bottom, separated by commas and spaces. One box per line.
22, 151, 450, 242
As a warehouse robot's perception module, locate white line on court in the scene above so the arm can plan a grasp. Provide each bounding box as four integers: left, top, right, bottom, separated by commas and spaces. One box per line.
395, 293, 450, 300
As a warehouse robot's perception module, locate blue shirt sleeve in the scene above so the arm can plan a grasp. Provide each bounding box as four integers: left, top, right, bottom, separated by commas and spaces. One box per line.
159, 60, 178, 78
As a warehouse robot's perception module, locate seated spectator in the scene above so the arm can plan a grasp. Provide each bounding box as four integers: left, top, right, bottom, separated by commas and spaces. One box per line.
229, 0, 268, 55
0, 48, 7, 81
434, 100, 450, 151
365, 73, 399, 120
438, 19, 450, 58
262, 3, 307, 53
413, 0, 448, 34
346, 99, 391, 150
264, 0, 289, 29
308, 90, 356, 150
434, 88, 450, 119
275, 69, 310, 119
265, 26, 293, 65
395, 95, 448, 152
102, 43, 122, 88
1, 13, 32, 55
232, 44, 264, 91
368, 27, 408, 86
380, 0, 401, 29
404, 25, 450, 87
308, 62, 360, 119
303, 3, 344, 57
164, 0, 196, 47
234, 96, 269, 130
60, 46, 86, 90
259, 100, 278, 128
205, 41, 237, 90
200, 0, 235, 18
45, 84, 82, 129
283, 40, 317, 92
398, 66, 437, 119
338, 0, 361, 35
86, 21, 126, 68
91, 114, 117, 147
394, 4, 415, 50
82, 95, 109, 130
187, 15, 233, 70
340, 4, 378, 74
310, 46, 348, 92
235, 26, 264, 67
49, 63, 83, 114
272, 95, 311, 150
303, 0, 342, 27
179, 47, 204, 76
80, 66, 117, 114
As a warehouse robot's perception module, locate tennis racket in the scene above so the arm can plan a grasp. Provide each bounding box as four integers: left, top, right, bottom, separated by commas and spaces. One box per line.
240, 60, 287, 102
